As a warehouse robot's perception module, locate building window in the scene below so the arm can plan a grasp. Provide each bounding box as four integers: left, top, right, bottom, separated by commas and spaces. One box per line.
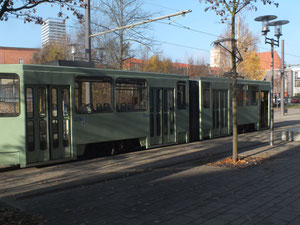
295, 80, 300, 87
0, 74, 20, 116
19, 59, 23, 64
116, 78, 147, 112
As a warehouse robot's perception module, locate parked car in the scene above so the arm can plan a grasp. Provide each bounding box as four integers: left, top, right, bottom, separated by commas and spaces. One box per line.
291, 98, 300, 103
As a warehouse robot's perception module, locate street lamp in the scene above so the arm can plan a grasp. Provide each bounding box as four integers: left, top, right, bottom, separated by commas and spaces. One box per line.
68, 44, 79, 61
255, 15, 289, 146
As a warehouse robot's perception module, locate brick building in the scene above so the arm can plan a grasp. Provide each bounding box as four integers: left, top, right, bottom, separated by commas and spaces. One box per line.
256, 51, 296, 97
0, 46, 39, 64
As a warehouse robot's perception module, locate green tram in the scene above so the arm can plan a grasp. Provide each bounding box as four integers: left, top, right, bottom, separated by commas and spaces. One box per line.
189, 77, 270, 141
0, 64, 189, 167
0, 64, 270, 168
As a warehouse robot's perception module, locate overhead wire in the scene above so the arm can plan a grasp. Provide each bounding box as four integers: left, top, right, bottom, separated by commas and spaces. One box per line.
142, 1, 180, 12
7, 1, 300, 63
67, 20, 291, 66
154, 20, 300, 61
70, 0, 300, 61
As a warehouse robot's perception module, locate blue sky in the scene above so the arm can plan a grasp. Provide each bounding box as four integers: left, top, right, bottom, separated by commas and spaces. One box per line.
0, 0, 299, 65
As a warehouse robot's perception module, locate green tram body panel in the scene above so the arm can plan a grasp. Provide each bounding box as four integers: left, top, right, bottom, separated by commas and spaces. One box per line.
0, 64, 189, 167
0, 64, 270, 168
190, 76, 271, 140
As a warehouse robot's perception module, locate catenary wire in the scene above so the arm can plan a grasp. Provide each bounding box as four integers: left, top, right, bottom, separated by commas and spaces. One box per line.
7, 10, 300, 62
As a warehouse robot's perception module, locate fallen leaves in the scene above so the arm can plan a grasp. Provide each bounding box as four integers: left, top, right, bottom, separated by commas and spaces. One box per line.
207, 156, 267, 168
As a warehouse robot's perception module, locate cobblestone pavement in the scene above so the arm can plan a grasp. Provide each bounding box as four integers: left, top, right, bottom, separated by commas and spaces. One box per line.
1, 109, 300, 225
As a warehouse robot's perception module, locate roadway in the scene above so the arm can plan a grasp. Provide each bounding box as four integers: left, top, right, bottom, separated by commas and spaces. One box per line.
1, 109, 300, 225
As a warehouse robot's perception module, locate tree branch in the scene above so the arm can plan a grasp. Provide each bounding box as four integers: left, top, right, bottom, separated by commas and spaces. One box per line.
236, 0, 251, 14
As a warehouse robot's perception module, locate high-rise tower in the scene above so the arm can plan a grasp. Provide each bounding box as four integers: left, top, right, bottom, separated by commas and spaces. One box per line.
41, 18, 66, 46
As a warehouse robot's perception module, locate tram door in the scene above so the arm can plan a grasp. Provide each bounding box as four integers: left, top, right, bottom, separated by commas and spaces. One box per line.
260, 91, 269, 128
212, 89, 229, 136
149, 88, 175, 146
25, 85, 71, 164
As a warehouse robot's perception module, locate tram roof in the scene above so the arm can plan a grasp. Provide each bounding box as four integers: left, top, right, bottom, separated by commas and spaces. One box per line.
0, 64, 189, 80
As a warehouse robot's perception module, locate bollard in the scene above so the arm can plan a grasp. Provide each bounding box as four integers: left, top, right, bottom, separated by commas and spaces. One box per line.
294, 129, 300, 142
281, 131, 289, 141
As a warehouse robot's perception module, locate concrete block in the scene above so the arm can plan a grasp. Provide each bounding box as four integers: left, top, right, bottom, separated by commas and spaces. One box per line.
281, 128, 300, 142
294, 130, 300, 141
281, 131, 289, 141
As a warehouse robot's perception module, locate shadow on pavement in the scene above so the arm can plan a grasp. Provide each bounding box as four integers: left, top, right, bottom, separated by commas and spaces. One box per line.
1, 139, 269, 200
3, 143, 300, 225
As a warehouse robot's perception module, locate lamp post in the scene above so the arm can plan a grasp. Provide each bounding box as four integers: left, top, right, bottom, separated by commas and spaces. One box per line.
255, 15, 289, 146
68, 44, 79, 61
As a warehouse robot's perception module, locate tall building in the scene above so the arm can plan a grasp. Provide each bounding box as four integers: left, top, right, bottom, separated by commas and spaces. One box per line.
41, 18, 66, 47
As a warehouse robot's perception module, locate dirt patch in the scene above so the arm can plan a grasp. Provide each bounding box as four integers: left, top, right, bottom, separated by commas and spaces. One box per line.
207, 156, 268, 168
0, 205, 46, 225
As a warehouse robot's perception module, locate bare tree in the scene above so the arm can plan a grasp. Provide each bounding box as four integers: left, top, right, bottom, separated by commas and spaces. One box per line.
186, 57, 210, 77
68, 23, 107, 65
200, 0, 279, 162
90, 0, 154, 69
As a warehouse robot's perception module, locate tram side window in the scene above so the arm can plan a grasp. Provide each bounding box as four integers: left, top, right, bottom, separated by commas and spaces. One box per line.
75, 78, 113, 114
0, 75, 20, 116
62, 88, 70, 116
26, 88, 34, 118
202, 82, 210, 108
246, 86, 258, 106
237, 85, 244, 106
177, 81, 186, 109
38, 88, 46, 117
116, 78, 147, 112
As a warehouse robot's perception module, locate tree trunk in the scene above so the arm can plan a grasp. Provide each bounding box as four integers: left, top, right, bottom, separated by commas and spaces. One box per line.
231, 9, 238, 162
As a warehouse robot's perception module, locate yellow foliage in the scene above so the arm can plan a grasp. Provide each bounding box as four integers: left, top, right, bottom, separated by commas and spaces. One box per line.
146, 55, 173, 74
161, 58, 173, 73
146, 55, 161, 72
32, 42, 67, 64
238, 51, 265, 80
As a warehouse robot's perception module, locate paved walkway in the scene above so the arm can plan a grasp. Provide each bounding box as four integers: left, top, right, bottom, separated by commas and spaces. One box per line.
1, 109, 300, 225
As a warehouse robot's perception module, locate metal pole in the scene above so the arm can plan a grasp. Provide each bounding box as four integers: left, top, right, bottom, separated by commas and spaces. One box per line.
281, 39, 285, 115
84, 0, 91, 105
85, 0, 92, 63
90, 10, 192, 38
270, 41, 274, 146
